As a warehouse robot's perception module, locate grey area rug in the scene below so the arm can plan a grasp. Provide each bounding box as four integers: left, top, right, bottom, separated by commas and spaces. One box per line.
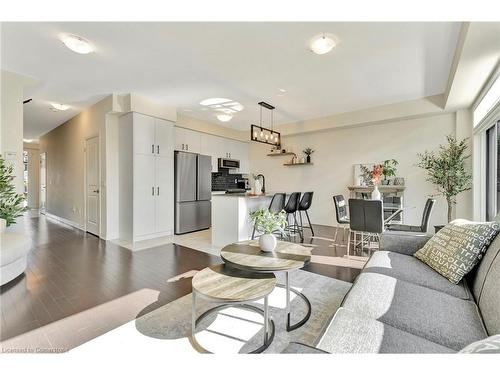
135, 270, 352, 353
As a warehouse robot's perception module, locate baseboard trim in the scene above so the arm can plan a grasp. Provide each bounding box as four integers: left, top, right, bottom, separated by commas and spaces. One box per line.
44, 212, 84, 231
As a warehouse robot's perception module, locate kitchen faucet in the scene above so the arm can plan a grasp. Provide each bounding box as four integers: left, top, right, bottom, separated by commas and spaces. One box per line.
256, 174, 265, 194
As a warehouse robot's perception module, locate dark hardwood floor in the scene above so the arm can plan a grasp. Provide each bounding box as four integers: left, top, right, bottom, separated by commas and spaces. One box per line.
0, 212, 360, 351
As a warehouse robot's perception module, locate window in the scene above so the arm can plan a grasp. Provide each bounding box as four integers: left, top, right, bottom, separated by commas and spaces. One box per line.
474, 75, 500, 127
486, 122, 500, 220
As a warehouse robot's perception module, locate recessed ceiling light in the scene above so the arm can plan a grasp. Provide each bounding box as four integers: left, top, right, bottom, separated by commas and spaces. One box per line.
279, 88, 287, 93
23, 139, 33, 143
216, 114, 233, 122
309, 34, 336, 55
60, 34, 94, 54
50, 103, 70, 111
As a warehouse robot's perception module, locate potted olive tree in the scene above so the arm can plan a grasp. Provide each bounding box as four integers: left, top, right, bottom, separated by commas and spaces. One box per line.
0, 154, 27, 227
417, 135, 472, 223
249, 208, 288, 252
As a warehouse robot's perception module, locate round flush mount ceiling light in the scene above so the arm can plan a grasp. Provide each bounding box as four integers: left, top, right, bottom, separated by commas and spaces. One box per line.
60, 34, 94, 54
216, 114, 233, 122
309, 34, 336, 55
50, 103, 70, 111
200, 98, 231, 106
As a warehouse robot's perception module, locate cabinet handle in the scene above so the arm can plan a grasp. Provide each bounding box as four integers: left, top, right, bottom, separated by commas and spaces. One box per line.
186, 144, 189, 151
152, 187, 155, 196
152, 144, 155, 154
157, 145, 160, 154
182, 144, 185, 150
157, 187, 160, 196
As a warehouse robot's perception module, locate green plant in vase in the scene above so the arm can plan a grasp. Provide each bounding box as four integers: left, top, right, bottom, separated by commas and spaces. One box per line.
382, 159, 398, 184
303, 147, 315, 163
249, 208, 288, 252
417, 135, 472, 223
0, 154, 27, 226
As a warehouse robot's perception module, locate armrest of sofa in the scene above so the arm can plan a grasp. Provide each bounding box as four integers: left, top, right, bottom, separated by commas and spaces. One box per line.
379, 231, 432, 256
281, 342, 329, 354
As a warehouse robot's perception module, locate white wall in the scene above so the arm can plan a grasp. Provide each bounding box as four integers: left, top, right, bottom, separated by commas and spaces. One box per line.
250, 112, 471, 231
1, 70, 36, 193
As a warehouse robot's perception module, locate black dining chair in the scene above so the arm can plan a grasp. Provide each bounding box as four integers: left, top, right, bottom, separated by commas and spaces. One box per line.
298, 192, 314, 237
284, 192, 303, 241
333, 195, 350, 245
347, 199, 384, 257
251, 193, 287, 239
386, 198, 436, 233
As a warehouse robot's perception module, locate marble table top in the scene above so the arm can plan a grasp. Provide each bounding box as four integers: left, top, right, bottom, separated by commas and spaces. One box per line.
220, 240, 312, 272
192, 264, 276, 302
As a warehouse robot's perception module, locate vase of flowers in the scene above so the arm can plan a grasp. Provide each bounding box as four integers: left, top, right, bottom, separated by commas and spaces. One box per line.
371, 164, 383, 200
249, 208, 288, 252
303, 147, 314, 163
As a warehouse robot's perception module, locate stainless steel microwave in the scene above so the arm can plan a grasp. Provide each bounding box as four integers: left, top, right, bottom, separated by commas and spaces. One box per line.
218, 158, 240, 169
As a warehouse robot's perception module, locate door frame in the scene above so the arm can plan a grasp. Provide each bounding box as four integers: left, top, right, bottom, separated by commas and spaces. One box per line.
84, 136, 101, 236
39, 152, 47, 214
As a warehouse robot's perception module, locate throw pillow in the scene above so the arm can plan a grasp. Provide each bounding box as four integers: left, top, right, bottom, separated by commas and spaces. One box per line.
459, 335, 500, 354
414, 219, 500, 284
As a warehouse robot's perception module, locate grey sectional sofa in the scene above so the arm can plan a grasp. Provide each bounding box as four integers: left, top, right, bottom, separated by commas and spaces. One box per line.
284, 231, 500, 353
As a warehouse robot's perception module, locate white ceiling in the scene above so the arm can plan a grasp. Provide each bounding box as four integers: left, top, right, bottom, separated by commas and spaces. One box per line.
1, 22, 461, 139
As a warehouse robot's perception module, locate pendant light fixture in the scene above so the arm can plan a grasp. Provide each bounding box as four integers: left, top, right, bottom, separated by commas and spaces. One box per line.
250, 101, 281, 147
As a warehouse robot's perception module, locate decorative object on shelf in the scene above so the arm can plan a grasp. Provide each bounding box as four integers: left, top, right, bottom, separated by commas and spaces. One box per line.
371, 164, 383, 200
300, 157, 305, 163
250, 101, 281, 147
249, 208, 287, 252
251, 174, 263, 195
382, 159, 398, 185
0, 154, 27, 226
393, 177, 405, 185
417, 135, 472, 223
303, 147, 315, 163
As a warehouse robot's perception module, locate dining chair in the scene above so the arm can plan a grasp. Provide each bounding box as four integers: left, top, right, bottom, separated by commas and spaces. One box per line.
347, 199, 384, 257
298, 192, 314, 237
333, 194, 350, 245
251, 193, 287, 239
386, 198, 436, 233
284, 192, 303, 241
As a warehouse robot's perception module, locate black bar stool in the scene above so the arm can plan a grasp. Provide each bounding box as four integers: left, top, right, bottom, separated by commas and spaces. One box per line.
252, 193, 286, 239
298, 192, 314, 237
284, 192, 303, 242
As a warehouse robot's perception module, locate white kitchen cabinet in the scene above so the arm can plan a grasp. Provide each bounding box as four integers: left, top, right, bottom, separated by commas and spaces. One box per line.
200, 134, 222, 172
119, 112, 175, 244
174, 127, 201, 153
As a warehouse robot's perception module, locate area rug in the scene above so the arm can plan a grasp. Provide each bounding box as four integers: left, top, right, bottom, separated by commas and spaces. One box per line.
134, 270, 352, 353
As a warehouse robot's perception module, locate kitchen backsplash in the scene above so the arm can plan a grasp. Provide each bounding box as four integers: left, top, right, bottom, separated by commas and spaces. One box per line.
212, 169, 244, 191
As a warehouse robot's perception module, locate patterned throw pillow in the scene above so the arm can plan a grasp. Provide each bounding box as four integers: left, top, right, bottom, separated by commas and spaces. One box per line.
459, 335, 500, 353
414, 219, 500, 284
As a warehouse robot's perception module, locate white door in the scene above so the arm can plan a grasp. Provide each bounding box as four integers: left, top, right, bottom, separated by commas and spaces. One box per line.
85, 137, 100, 236
39, 152, 46, 213
133, 154, 156, 238
133, 113, 156, 155
155, 156, 174, 234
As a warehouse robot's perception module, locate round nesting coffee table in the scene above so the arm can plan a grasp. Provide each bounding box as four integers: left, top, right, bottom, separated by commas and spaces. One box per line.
220, 240, 312, 331
190, 264, 276, 353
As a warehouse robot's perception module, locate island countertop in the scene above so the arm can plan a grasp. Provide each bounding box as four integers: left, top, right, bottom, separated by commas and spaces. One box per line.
211, 192, 274, 198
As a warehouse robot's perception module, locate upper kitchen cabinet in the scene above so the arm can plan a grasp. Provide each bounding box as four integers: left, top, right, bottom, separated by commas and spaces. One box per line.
174, 127, 201, 153
200, 134, 222, 172
132, 113, 174, 157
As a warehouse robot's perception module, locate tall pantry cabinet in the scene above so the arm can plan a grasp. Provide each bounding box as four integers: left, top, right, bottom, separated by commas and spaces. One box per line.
119, 112, 174, 242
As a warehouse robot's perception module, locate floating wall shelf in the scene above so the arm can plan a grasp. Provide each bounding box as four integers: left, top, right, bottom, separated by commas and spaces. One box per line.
266, 152, 296, 157
283, 162, 314, 166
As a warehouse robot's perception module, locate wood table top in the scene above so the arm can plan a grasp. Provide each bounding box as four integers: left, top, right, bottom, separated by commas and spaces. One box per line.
192, 264, 276, 302
220, 240, 312, 272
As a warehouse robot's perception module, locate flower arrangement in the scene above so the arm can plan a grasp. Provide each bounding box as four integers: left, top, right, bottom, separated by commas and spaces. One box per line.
360, 164, 383, 185
249, 208, 288, 235
303, 147, 315, 163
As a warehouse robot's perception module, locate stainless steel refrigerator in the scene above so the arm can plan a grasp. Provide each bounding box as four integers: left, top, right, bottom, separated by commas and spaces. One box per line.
174, 151, 212, 234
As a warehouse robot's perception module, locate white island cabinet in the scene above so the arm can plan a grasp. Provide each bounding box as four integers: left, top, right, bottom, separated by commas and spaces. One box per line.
211, 194, 272, 247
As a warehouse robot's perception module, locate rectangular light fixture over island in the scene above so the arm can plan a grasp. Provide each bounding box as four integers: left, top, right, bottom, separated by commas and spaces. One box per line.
251, 101, 281, 147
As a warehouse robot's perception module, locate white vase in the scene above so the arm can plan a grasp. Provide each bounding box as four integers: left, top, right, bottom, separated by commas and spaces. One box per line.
259, 233, 277, 252
371, 185, 381, 200
254, 179, 262, 195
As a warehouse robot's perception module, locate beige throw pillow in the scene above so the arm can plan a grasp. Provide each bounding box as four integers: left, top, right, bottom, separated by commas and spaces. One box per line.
414, 219, 500, 284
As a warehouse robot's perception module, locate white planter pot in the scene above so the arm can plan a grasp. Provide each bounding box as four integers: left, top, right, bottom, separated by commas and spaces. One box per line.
371, 185, 382, 200
0, 218, 6, 233
259, 233, 277, 252
254, 179, 262, 195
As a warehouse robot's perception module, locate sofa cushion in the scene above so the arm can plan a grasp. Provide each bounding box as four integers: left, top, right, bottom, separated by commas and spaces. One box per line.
476, 246, 500, 335
0, 233, 31, 266
363, 251, 470, 299
316, 308, 454, 353
342, 272, 487, 351
459, 334, 500, 353
414, 219, 500, 284
281, 342, 328, 354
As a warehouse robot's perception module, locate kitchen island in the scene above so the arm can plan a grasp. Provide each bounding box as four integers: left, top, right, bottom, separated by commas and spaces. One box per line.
211, 193, 273, 247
